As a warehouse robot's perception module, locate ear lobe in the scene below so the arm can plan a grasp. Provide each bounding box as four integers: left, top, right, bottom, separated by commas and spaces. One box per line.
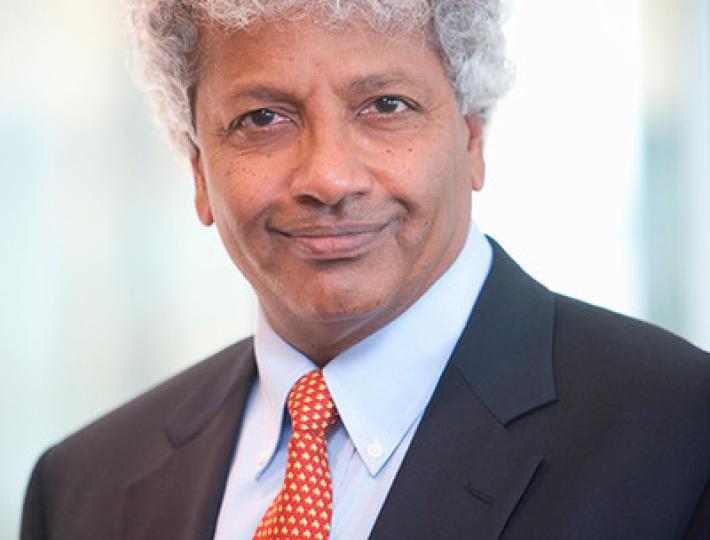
190, 145, 214, 226
464, 114, 485, 191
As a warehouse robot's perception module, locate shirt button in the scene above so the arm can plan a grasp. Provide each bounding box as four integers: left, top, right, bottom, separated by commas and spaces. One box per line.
367, 441, 383, 459
257, 449, 270, 466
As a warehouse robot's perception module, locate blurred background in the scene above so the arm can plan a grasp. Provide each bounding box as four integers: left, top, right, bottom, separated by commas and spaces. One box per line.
1, 0, 708, 536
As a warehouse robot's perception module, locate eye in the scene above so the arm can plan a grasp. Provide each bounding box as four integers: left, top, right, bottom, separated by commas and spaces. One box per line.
361, 96, 412, 116
247, 108, 278, 126
230, 108, 289, 132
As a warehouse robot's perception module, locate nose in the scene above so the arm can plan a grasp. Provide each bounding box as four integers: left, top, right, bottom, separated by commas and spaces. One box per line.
290, 124, 372, 207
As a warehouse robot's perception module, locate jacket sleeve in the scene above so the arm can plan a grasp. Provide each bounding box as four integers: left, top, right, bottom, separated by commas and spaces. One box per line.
685, 481, 710, 539
20, 449, 51, 540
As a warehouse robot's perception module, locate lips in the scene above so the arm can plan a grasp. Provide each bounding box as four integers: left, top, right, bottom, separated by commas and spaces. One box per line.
276, 222, 388, 260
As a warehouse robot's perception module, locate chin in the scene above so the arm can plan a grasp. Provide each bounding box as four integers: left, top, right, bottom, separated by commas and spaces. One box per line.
294, 288, 390, 326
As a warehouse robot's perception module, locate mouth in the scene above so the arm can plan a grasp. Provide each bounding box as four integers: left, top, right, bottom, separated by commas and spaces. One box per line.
276, 222, 389, 260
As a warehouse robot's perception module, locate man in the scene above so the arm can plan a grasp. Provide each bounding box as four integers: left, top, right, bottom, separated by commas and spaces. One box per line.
21, 1, 710, 539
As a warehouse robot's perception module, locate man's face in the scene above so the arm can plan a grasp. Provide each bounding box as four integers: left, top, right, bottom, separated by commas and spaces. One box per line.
191, 18, 484, 362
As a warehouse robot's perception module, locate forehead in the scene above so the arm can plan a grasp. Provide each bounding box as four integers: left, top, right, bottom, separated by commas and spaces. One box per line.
195, 18, 449, 101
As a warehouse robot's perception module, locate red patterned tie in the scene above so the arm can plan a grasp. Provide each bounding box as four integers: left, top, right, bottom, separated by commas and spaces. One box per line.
253, 370, 338, 540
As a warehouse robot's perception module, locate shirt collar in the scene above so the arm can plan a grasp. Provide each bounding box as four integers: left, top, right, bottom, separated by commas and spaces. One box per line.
252, 312, 315, 477
253, 220, 492, 477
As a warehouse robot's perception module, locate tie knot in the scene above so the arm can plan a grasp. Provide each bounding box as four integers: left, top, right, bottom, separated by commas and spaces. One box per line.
287, 370, 338, 433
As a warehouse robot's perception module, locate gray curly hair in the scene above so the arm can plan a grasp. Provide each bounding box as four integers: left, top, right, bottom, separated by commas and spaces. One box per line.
127, 0, 512, 154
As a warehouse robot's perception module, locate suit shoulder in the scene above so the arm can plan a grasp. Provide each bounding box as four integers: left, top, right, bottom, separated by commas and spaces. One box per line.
45, 337, 254, 467
553, 294, 710, 407
24, 338, 255, 537
554, 294, 708, 362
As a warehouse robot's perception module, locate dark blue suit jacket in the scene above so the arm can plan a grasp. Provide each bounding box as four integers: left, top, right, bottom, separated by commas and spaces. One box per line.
22, 242, 710, 539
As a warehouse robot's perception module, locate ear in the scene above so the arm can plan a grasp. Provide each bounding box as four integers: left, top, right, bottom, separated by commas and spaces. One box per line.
464, 114, 485, 191
190, 144, 214, 226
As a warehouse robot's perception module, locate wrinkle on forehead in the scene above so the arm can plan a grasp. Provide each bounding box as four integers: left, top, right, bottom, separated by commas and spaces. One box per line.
194, 18, 440, 101
194, 13, 436, 80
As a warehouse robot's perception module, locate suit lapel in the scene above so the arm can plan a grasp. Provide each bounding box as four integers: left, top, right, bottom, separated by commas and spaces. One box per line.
120, 341, 257, 540
370, 241, 557, 539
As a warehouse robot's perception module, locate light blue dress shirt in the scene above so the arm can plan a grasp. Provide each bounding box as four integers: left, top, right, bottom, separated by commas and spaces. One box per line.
213, 220, 492, 540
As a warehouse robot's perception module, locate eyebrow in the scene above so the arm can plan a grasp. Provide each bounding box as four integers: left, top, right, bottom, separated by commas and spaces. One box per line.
227, 85, 303, 104
343, 71, 425, 97
221, 70, 428, 107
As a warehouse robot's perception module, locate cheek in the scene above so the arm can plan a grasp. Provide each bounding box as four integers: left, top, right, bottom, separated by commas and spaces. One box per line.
398, 148, 472, 251
390, 144, 464, 210
206, 155, 273, 222
204, 167, 269, 259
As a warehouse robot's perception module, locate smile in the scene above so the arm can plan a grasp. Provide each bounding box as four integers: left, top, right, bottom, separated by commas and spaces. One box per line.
278, 223, 388, 260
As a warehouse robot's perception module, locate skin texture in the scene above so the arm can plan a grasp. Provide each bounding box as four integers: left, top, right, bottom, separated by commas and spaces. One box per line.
190, 18, 485, 365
